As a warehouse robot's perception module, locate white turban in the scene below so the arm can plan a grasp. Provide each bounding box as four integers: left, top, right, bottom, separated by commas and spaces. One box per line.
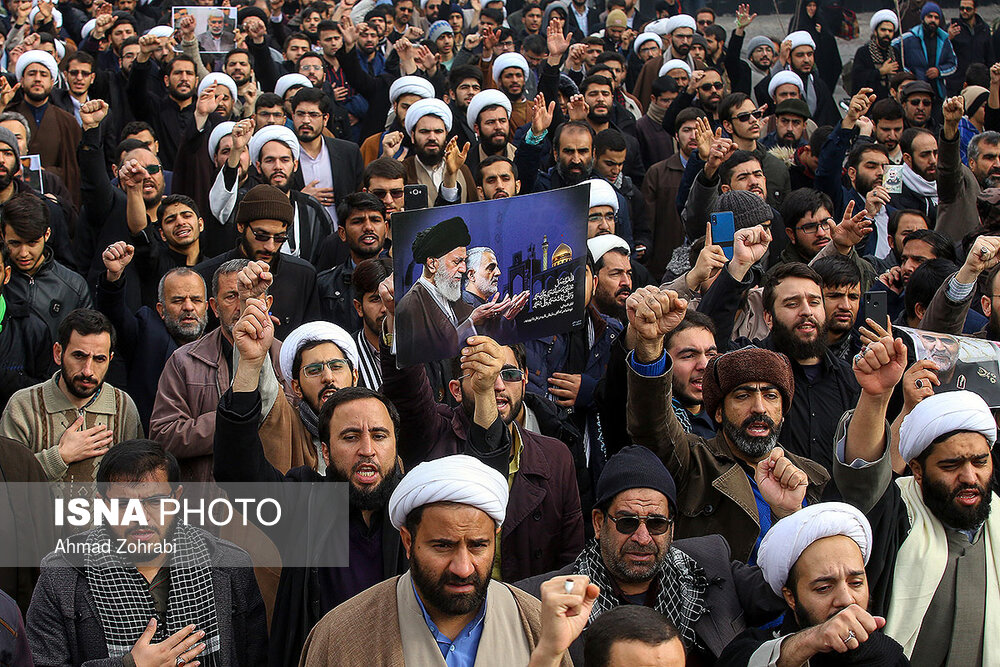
54, 39, 64, 60
389, 75, 435, 104
388, 454, 509, 529
758, 502, 873, 596
870, 9, 899, 33
14, 50, 58, 82
768, 70, 805, 99
658, 58, 692, 78
898, 390, 996, 463
279, 321, 360, 389
208, 121, 236, 159
81, 17, 97, 41
28, 6, 62, 29
403, 98, 452, 136
587, 234, 629, 263
146, 24, 175, 38
633, 32, 662, 57
466, 89, 511, 129
492, 52, 529, 83
785, 30, 816, 52
198, 72, 238, 102
274, 73, 312, 99
662, 13, 696, 36
645, 18, 671, 36
248, 124, 301, 163
586, 178, 619, 212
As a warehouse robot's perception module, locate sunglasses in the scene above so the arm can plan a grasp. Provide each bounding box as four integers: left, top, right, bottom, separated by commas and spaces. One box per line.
499, 368, 525, 382
371, 188, 405, 199
248, 226, 289, 244
608, 513, 674, 535
699, 81, 724, 91
733, 109, 765, 123
697, 19, 713, 25
907, 98, 932, 107
143, 164, 162, 174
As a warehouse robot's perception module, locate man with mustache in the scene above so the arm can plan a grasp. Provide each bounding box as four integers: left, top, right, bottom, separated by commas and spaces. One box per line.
891, 128, 939, 224
535, 121, 596, 191
812, 256, 865, 364
624, 282, 828, 565
851, 10, 900, 99
301, 456, 562, 666
464, 89, 514, 180
25, 439, 267, 667
719, 503, 908, 665
351, 257, 393, 389
836, 329, 1000, 665
760, 98, 810, 150
402, 99, 479, 206
0, 308, 142, 484
939, 94, 1000, 244
663, 310, 718, 438
317, 193, 389, 331
96, 241, 209, 430
892, 2, 957, 100
719, 92, 791, 208
632, 14, 696, 113
590, 235, 632, 324
490, 52, 532, 128
464, 246, 502, 306
519, 445, 786, 665
476, 155, 521, 200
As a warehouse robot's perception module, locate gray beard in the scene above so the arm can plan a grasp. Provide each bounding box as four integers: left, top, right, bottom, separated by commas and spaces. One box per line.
434, 273, 462, 301
721, 412, 781, 460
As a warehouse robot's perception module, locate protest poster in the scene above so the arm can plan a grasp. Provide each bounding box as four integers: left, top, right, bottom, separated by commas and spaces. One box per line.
898, 326, 1000, 405
171, 6, 237, 53
392, 184, 589, 367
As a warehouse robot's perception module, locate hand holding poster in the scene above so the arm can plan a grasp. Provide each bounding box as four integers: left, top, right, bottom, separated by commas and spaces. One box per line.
391, 185, 590, 367
897, 326, 1000, 404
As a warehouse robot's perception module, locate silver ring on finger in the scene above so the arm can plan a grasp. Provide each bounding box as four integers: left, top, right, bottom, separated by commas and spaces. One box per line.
843, 629, 856, 645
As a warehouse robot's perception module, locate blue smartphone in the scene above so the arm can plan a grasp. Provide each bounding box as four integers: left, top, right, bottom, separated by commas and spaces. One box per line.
711, 211, 736, 260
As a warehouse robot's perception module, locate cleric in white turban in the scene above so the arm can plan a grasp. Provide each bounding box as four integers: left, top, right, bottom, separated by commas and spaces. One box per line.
784, 30, 816, 53
758, 502, 872, 597
768, 70, 805, 100
658, 58, 692, 79
279, 320, 360, 394
585, 177, 619, 212
389, 75, 435, 104
870, 9, 899, 33
898, 390, 996, 463
492, 52, 530, 84
248, 124, 301, 163
466, 89, 512, 130
301, 454, 557, 667
402, 97, 453, 136
274, 73, 312, 100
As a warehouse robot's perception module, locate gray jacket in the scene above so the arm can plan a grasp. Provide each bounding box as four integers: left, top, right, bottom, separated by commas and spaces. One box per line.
6, 247, 92, 339
936, 131, 981, 244
25, 530, 268, 667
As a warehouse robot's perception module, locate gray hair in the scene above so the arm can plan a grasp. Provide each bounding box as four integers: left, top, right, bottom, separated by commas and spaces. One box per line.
157, 267, 206, 305
466, 246, 495, 272
211, 258, 250, 298
0, 112, 31, 144
968, 131, 1000, 163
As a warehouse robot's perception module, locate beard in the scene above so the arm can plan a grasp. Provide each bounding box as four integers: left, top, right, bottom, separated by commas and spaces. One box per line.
24, 87, 50, 104
594, 284, 629, 321
62, 370, 103, 399
433, 267, 463, 302
459, 385, 523, 426
482, 130, 508, 153
266, 171, 291, 193
771, 315, 828, 361
556, 157, 593, 186
328, 458, 404, 511
672, 42, 690, 58
0, 167, 15, 191
163, 310, 208, 344
599, 521, 666, 584
587, 106, 611, 124
416, 142, 444, 166
721, 411, 781, 459
473, 274, 498, 298
922, 471, 993, 531
410, 539, 491, 614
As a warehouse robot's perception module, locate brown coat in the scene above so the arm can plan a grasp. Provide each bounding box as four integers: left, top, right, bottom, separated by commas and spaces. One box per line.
641, 152, 686, 280
626, 362, 829, 562
16, 100, 81, 207
394, 279, 476, 366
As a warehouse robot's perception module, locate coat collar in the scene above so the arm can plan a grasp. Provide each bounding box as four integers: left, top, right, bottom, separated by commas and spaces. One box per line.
41, 372, 118, 415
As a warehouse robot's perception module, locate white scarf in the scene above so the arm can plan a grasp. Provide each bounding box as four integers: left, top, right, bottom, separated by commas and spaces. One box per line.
873, 203, 890, 259
900, 163, 939, 206
884, 477, 1000, 661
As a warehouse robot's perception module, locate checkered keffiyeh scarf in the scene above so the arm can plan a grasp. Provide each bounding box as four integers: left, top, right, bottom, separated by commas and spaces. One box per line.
572, 539, 708, 648
868, 33, 896, 69
85, 524, 222, 666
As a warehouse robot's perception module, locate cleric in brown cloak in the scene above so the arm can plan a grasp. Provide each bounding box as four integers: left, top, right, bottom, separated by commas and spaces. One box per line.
395, 216, 478, 365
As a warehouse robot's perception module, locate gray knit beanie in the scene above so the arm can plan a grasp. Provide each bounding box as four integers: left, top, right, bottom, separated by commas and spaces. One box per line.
0, 127, 20, 165
714, 190, 772, 230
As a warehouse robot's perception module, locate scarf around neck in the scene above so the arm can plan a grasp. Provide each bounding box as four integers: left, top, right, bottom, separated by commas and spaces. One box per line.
86, 523, 223, 666
900, 162, 938, 205
572, 539, 707, 648
868, 34, 895, 69
299, 399, 321, 439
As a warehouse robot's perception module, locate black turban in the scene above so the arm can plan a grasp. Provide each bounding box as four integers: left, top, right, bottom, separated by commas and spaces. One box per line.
412, 216, 471, 264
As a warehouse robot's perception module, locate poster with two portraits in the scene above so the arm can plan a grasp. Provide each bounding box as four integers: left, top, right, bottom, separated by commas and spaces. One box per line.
392, 184, 589, 368
898, 326, 1000, 405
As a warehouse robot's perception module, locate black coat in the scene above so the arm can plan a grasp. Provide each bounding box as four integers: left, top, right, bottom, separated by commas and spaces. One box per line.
289, 136, 364, 213
0, 300, 52, 412
126, 59, 196, 172
515, 534, 785, 663
890, 181, 937, 227
214, 388, 406, 667
317, 260, 361, 332
951, 14, 993, 95
755, 70, 841, 127
851, 43, 894, 98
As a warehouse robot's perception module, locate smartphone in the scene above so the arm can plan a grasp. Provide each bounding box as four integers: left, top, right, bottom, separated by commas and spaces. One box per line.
863, 291, 888, 330
710, 211, 736, 260
403, 184, 429, 211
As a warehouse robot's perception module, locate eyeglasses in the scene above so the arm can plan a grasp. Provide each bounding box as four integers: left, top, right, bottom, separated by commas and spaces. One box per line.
294, 110, 325, 119
733, 109, 765, 123
247, 226, 289, 244
499, 368, 525, 382
588, 212, 617, 223
68, 69, 93, 78
907, 98, 932, 107
798, 218, 833, 235
608, 513, 673, 535
699, 81, 724, 91
371, 188, 405, 199
299, 64, 324, 72
302, 359, 351, 377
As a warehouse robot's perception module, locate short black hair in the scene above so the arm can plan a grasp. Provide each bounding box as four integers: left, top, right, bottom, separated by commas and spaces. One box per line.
583, 606, 682, 667
480, 7, 504, 24
718, 150, 760, 186
352, 256, 393, 300
97, 439, 180, 496
904, 229, 957, 263
594, 128, 627, 156
595, 51, 625, 67
762, 262, 824, 314
811, 254, 862, 289
256, 92, 284, 111
869, 98, 904, 124
847, 141, 889, 172
120, 120, 157, 144
664, 309, 716, 349
2, 191, 50, 241
336, 191, 386, 223
449, 64, 482, 91
807, 125, 833, 156
318, 386, 400, 445
675, 106, 707, 132
317, 19, 339, 34
67, 51, 95, 68
522, 34, 546, 55
283, 32, 311, 51
290, 86, 332, 114
166, 55, 198, 77
116, 138, 155, 168
905, 258, 959, 321
580, 74, 613, 96
651, 75, 678, 98
888, 208, 929, 238
57, 308, 117, 352
475, 155, 518, 186
718, 92, 751, 123
966, 62, 989, 88
900, 127, 935, 156
780, 187, 834, 232
224, 47, 253, 66
363, 156, 406, 187
703, 23, 726, 42
156, 194, 200, 225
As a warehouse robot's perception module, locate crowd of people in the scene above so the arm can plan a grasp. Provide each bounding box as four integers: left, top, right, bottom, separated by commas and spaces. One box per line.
0, 0, 997, 663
